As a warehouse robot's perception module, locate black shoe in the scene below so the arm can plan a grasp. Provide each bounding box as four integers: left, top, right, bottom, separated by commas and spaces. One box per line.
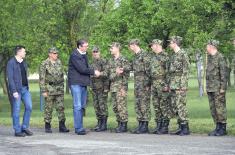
75, 129, 86, 135
208, 123, 219, 136
45, 122, 52, 133
96, 117, 107, 132
171, 122, 181, 135
59, 121, 70, 133
152, 120, 162, 134
115, 121, 121, 133
22, 129, 33, 136
116, 122, 127, 133
94, 119, 102, 131
15, 132, 26, 137
137, 121, 149, 134
132, 121, 143, 134
215, 123, 227, 136
157, 119, 169, 134
179, 123, 190, 136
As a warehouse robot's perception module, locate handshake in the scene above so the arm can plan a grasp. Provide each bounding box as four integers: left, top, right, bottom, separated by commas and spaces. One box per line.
94, 70, 102, 77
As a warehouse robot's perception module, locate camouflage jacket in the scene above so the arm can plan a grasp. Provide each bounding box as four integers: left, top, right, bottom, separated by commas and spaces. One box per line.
206, 52, 227, 92
39, 58, 64, 95
90, 58, 110, 92
104, 56, 131, 92
150, 51, 169, 89
168, 49, 189, 90
132, 50, 151, 88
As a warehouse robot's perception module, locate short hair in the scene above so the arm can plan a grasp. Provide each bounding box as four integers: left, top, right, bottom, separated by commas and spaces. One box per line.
77, 39, 88, 48
109, 42, 121, 49
129, 39, 140, 46
15, 45, 25, 54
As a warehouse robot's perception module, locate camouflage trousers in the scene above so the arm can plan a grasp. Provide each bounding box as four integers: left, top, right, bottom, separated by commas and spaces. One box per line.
44, 95, 66, 123
111, 91, 128, 122
170, 90, 189, 124
207, 92, 227, 123
152, 87, 171, 122
92, 90, 109, 119
134, 86, 151, 121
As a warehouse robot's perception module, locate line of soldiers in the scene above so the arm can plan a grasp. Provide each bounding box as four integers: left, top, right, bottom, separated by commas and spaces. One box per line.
38, 36, 228, 137
90, 36, 190, 136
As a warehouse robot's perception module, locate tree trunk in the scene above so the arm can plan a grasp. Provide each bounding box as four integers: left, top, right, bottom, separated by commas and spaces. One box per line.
4, 64, 13, 116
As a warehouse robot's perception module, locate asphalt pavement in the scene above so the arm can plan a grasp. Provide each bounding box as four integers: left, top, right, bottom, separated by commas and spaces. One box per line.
0, 126, 235, 155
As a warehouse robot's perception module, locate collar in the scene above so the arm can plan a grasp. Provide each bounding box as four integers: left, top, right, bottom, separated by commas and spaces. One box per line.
77, 48, 86, 55
15, 56, 23, 63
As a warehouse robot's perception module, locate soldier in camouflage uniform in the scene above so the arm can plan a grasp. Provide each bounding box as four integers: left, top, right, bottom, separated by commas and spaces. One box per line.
39, 47, 69, 133
128, 39, 151, 134
102, 42, 131, 133
168, 36, 190, 136
149, 39, 171, 134
90, 46, 109, 132
206, 40, 227, 136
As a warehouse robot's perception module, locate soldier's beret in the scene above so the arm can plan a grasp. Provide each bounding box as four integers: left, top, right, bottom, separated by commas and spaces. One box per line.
129, 39, 140, 46
149, 39, 163, 46
92, 46, 99, 52
48, 47, 58, 53
108, 42, 121, 49
168, 36, 183, 44
207, 39, 220, 47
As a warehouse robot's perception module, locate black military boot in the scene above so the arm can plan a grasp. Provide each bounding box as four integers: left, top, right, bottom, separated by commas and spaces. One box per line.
138, 121, 149, 134
132, 121, 143, 134
158, 119, 169, 134
171, 121, 181, 135
152, 120, 162, 134
96, 117, 107, 132
59, 120, 70, 133
179, 123, 190, 136
45, 122, 52, 133
208, 123, 219, 136
215, 123, 227, 136
94, 119, 102, 131
116, 122, 127, 133
115, 121, 121, 133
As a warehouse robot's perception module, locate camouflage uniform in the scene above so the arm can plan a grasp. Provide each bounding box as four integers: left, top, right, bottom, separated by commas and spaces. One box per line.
132, 50, 151, 122
206, 52, 227, 124
39, 58, 65, 123
91, 58, 109, 119
169, 49, 190, 124
105, 56, 131, 123
150, 51, 171, 122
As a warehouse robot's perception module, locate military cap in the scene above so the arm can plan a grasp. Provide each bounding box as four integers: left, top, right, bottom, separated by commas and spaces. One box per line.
129, 39, 140, 46
48, 47, 58, 53
92, 46, 99, 52
168, 36, 183, 45
207, 39, 220, 47
109, 42, 121, 49
149, 39, 163, 46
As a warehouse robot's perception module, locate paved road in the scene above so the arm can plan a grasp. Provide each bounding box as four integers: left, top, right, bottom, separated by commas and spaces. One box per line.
0, 126, 235, 155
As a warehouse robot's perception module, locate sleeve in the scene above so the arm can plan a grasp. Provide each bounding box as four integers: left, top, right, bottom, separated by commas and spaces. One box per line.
219, 55, 227, 91
6, 60, 17, 94
71, 55, 94, 75
39, 62, 47, 92
180, 53, 190, 89
165, 55, 170, 88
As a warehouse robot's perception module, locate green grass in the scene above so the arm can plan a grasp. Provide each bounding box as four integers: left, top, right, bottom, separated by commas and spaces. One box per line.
0, 78, 235, 135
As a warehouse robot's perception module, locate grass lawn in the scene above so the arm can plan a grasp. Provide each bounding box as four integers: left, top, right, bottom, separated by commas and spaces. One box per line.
0, 78, 235, 135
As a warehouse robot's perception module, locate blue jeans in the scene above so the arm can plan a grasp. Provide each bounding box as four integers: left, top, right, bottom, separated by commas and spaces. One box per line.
12, 86, 32, 133
70, 85, 87, 132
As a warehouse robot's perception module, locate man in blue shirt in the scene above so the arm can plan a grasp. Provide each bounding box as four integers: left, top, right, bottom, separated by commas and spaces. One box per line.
7, 45, 33, 137
68, 39, 100, 135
